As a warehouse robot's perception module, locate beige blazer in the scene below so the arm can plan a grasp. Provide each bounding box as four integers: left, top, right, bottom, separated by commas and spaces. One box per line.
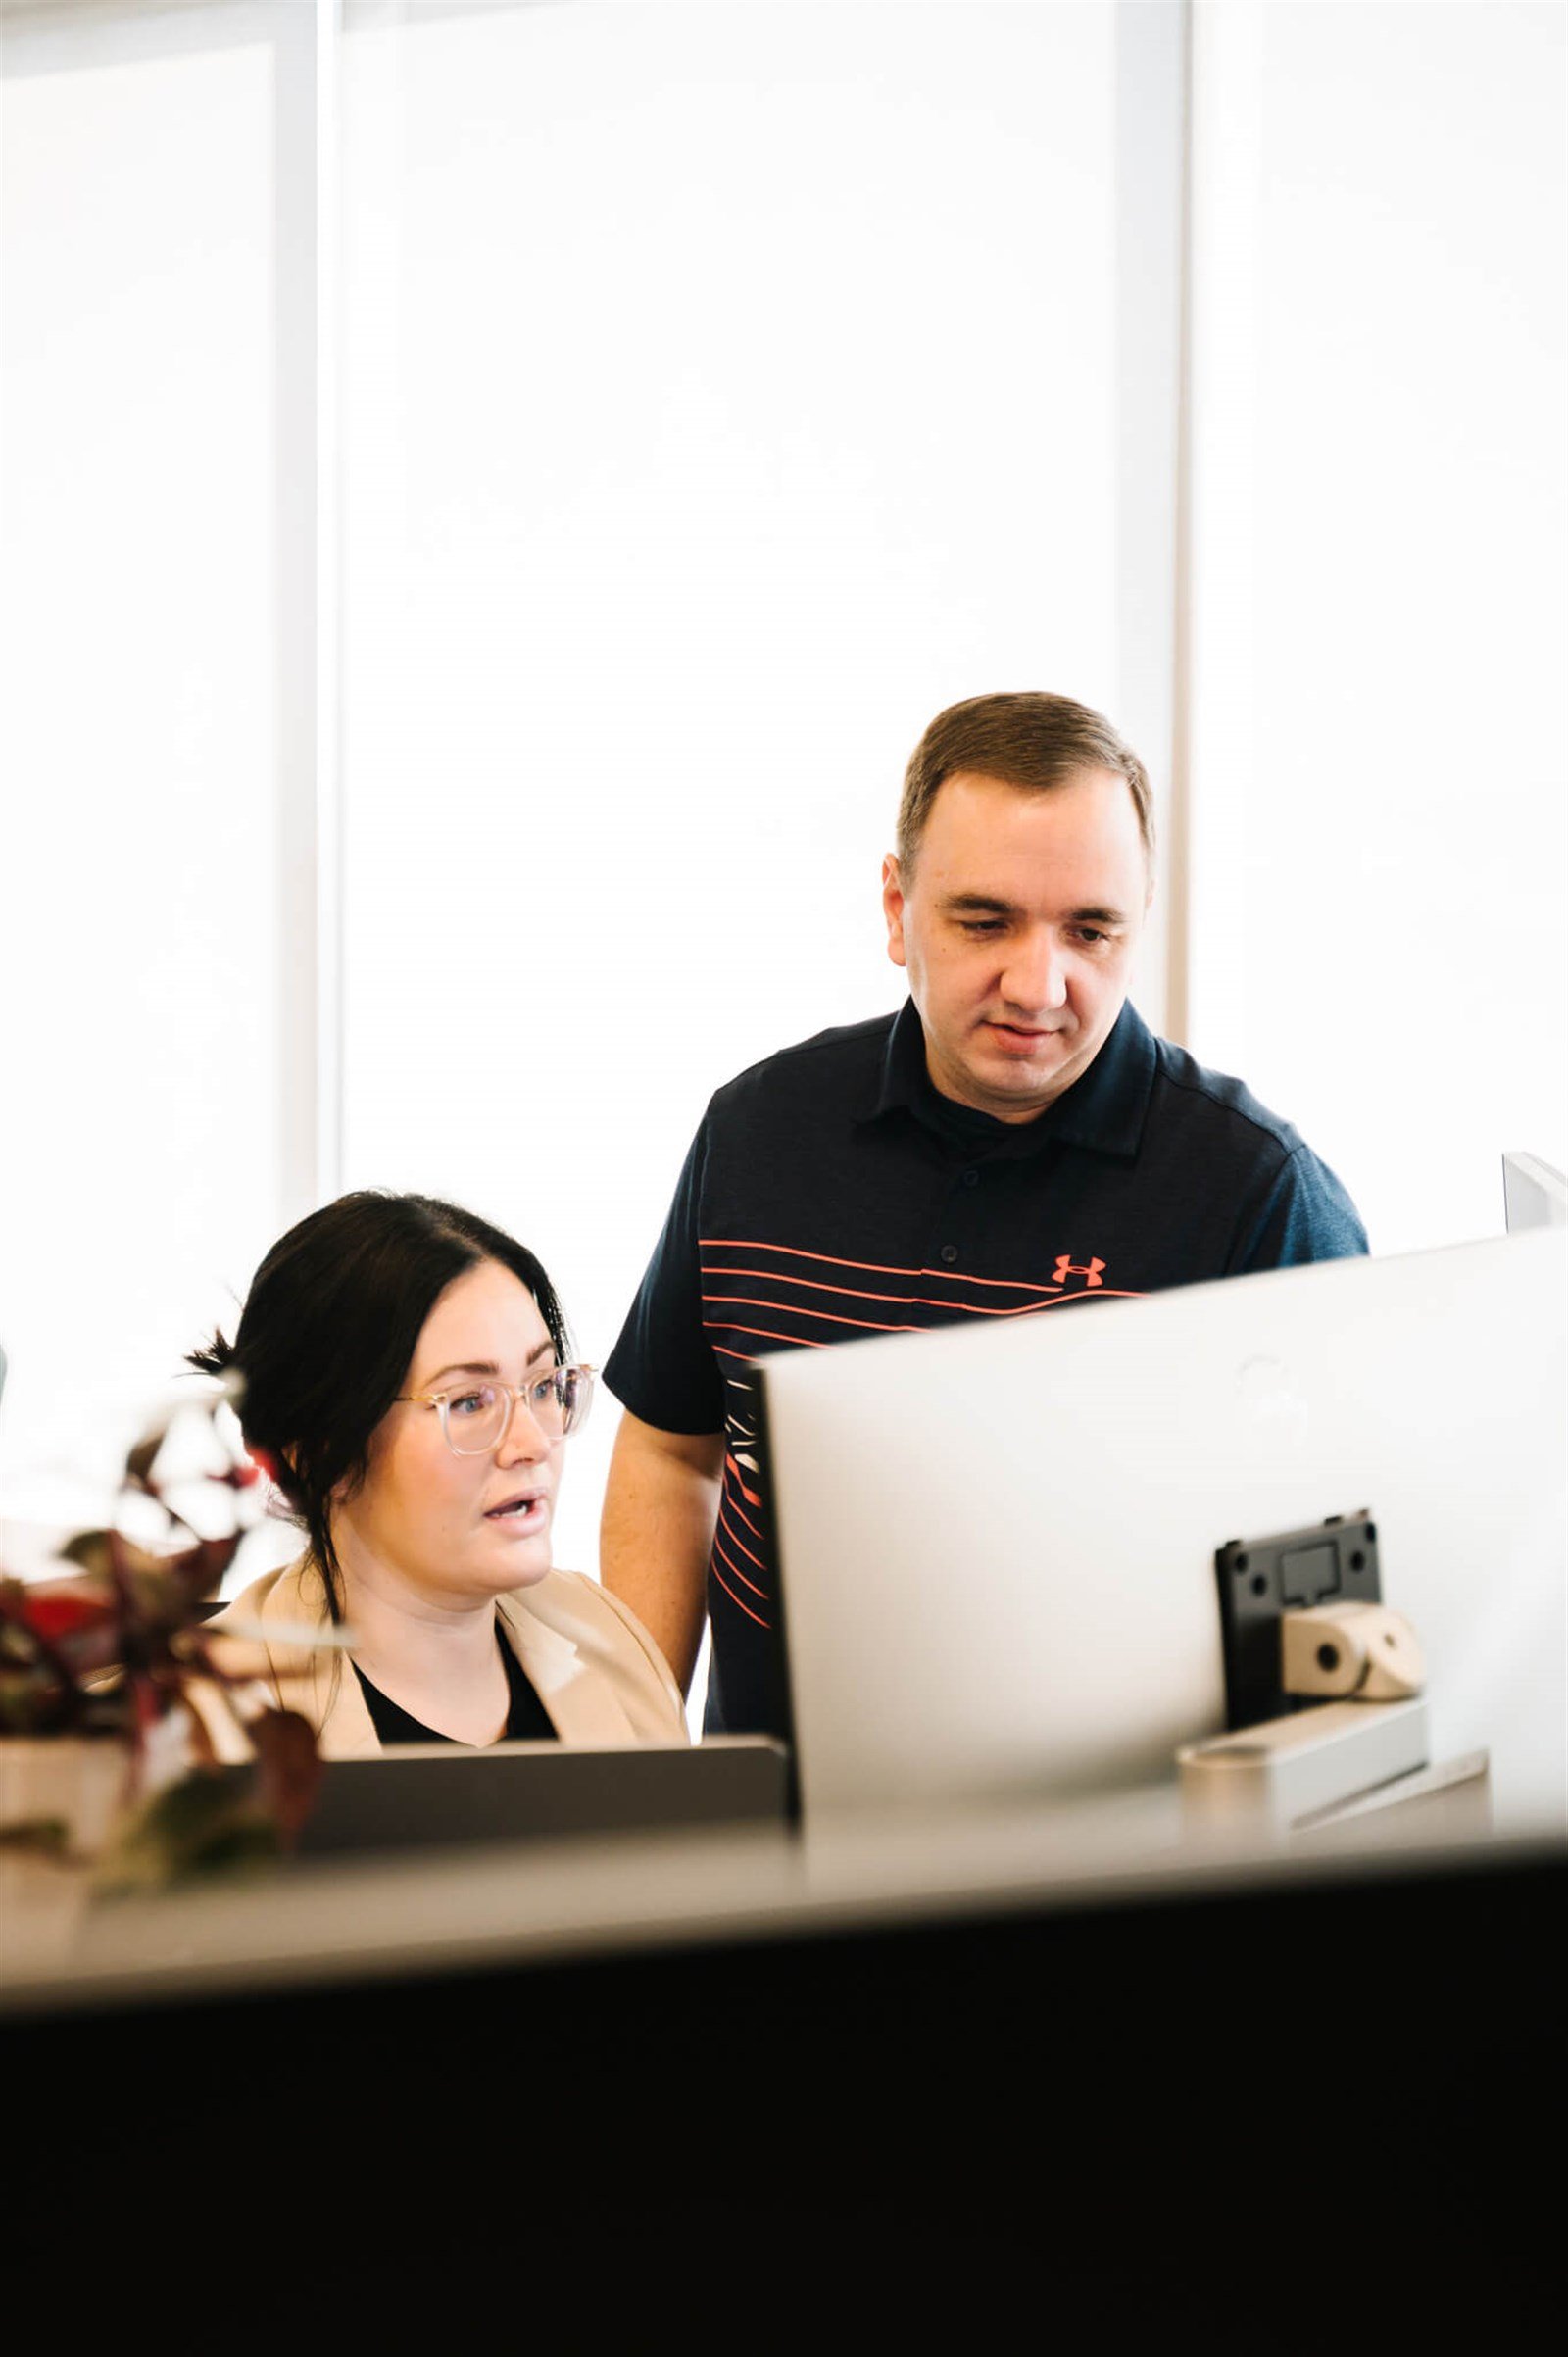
199, 1555, 688, 1759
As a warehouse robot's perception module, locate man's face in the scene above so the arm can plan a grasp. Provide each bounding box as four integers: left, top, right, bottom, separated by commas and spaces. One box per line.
882, 767, 1152, 1123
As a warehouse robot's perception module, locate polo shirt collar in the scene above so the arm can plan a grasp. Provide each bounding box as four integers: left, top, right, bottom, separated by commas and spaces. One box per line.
860, 996, 1156, 1160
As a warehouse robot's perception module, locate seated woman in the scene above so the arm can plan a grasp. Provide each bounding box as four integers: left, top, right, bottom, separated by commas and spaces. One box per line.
191, 1191, 687, 1753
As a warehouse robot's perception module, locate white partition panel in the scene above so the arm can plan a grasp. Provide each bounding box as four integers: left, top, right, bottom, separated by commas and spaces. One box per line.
338, 2, 1127, 1576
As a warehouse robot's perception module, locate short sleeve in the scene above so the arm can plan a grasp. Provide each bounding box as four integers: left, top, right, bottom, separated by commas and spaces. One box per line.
604, 1118, 728, 1435
1226, 1145, 1369, 1273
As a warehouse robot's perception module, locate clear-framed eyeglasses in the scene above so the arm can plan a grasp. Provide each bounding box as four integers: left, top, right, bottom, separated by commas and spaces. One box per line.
395, 1364, 595, 1456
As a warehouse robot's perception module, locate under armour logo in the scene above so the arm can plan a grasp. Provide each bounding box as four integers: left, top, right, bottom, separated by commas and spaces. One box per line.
1053, 1254, 1105, 1288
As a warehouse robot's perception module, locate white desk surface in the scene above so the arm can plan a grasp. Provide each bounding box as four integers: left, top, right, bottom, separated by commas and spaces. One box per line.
3, 1773, 1557, 2020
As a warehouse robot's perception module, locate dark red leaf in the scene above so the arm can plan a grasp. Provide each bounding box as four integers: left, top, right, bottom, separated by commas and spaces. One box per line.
19, 1580, 117, 1643
246, 1707, 324, 1844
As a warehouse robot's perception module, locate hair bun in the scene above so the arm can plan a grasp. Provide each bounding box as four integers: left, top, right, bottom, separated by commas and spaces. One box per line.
186, 1330, 235, 1379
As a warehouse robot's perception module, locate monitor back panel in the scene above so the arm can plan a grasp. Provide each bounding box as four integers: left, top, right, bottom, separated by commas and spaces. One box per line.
760, 1230, 1565, 1829
1502, 1150, 1567, 1232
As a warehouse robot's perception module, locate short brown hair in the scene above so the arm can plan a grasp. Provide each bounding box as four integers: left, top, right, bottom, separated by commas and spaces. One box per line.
897, 691, 1154, 873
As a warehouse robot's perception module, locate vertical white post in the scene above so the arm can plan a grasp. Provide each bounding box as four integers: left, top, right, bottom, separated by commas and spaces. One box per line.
315, 0, 342, 1207
1164, 0, 1195, 1053
1114, 0, 1191, 1045
1181, 0, 1262, 1056
273, 0, 341, 1230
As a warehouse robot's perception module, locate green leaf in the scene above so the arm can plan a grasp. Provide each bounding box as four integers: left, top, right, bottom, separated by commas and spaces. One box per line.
93, 1768, 283, 1892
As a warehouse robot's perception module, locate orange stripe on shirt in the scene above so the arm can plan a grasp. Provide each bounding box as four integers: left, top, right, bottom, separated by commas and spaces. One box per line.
708, 1294, 1141, 1365
705, 1321, 837, 1349
704, 1282, 1066, 1322
705, 1263, 1065, 1311
717, 1502, 767, 1575
700, 1237, 1068, 1297
1036, 1289, 1145, 1306
704, 1296, 925, 1335
711, 1558, 770, 1627
714, 1526, 768, 1598
724, 1452, 764, 1510
724, 1478, 764, 1537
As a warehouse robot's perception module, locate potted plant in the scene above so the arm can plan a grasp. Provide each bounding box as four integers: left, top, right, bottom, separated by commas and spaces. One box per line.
0, 1383, 325, 1886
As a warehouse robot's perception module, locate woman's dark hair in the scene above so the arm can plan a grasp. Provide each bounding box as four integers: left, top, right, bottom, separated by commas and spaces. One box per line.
189, 1192, 572, 1615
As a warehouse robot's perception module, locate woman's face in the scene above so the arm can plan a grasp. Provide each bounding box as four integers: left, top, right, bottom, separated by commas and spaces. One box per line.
330, 1258, 564, 1606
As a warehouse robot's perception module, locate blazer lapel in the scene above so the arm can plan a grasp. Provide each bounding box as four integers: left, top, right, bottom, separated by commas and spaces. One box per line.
258, 1559, 381, 1759
498, 1595, 640, 1746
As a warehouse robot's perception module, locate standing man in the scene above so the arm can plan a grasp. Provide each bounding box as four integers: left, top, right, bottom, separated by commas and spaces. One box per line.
601, 692, 1365, 1736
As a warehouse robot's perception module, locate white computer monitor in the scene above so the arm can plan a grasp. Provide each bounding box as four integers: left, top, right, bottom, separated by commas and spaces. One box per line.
1503, 1151, 1567, 1233
759, 1228, 1565, 1830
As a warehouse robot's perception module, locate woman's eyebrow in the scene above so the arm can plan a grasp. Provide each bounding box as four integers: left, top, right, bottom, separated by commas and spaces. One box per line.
421, 1340, 555, 1386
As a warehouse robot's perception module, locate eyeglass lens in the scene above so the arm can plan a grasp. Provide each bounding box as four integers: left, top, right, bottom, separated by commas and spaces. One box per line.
442, 1368, 589, 1454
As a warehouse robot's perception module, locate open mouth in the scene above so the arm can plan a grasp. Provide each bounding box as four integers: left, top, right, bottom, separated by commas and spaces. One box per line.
485, 1491, 547, 1525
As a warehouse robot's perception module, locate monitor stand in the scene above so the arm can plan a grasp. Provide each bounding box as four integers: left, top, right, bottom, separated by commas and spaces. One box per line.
1176, 1695, 1491, 1841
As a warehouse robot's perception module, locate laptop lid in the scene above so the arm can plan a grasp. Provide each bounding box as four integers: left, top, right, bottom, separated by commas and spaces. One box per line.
290, 1736, 790, 1859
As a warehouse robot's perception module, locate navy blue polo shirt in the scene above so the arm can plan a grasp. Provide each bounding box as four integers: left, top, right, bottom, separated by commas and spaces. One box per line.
606, 998, 1366, 1737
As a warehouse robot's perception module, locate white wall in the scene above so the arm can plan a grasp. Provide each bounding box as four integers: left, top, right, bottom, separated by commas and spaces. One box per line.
0, 3, 291, 1529
1186, 0, 1568, 1253
2, 0, 1562, 1572
337, 0, 1128, 1576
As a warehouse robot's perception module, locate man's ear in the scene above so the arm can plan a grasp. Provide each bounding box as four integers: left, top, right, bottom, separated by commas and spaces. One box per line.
882, 854, 908, 969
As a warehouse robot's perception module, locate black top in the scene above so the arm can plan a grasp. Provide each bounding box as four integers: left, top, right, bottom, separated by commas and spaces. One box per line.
352, 1618, 559, 1745
605, 997, 1367, 1740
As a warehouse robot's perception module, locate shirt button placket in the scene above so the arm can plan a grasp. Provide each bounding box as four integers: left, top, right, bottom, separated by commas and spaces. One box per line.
934, 1165, 981, 1275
